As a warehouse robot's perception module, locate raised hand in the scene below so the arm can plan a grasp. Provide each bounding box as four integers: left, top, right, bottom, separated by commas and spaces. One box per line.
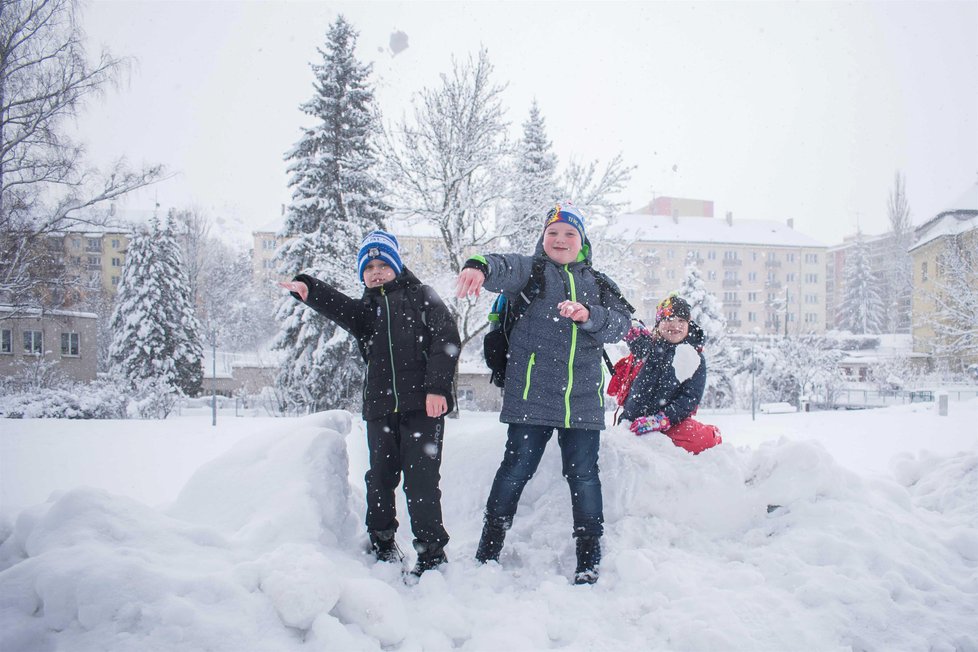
456, 268, 485, 299
278, 280, 308, 302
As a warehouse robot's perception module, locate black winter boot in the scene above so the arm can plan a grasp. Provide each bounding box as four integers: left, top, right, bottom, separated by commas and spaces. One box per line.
573, 536, 601, 585
411, 540, 448, 577
475, 515, 511, 563
369, 529, 403, 564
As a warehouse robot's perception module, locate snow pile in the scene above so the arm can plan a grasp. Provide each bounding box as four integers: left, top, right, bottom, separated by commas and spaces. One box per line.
1, 408, 977, 651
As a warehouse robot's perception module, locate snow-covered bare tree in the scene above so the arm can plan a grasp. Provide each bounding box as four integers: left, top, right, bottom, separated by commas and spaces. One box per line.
273, 15, 386, 412
108, 215, 203, 415
382, 48, 511, 347
679, 259, 736, 407
882, 171, 913, 332
0, 0, 164, 313
558, 153, 634, 225
504, 100, 558, 252
931, 230, 978, 369
198, 239, 276, 353
837, 231, 885, 334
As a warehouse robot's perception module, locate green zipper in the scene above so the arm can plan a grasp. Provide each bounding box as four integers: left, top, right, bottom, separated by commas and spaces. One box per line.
382, 289, 399, 412
522, 352, 536, 400
564, 265, 578, 428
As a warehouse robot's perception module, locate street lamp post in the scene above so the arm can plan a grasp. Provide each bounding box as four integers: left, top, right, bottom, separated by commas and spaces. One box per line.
210, 329, 218, 427
751, 335, 756, 421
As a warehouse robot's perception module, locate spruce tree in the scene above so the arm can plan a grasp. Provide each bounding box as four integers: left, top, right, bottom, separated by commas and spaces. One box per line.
838, 232, 885, 334
273, 15, 386, 412
509, 100, 558, 251
108, 215, 203, 410
678, 258, 736, 407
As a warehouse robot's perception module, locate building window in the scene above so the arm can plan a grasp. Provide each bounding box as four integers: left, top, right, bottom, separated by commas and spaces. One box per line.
72, 238, 81, 250
748, 312, 757, 322
723, 291, 737, 301
786, 252, 796, 262
666, 249, 675, 259
726, 311, 738, 322
724, 270, 738, 280
786, 272, 796, 282
805, 313, 818, 323
666, 269, 676, 280
748, 292, 758, 302
1, 329, 11, 354
707, 270, 717, 281
23, 330, 42, 355
707, 250, 717, 260
921, 261, 928, 282
767, 252, 777, 261
724, 251, 737, 260
61, 332, 80, 357
111, 239, 121, 249
805, 253, 819, 264
752, 252, 759, 261
787, 313, 796, 322
86, 255, 101, 269
111, 257, 122, 267
805, 273, 818, 283
112, 276, 120, 286
262, 239, 276, 250
748, 271, 757, 282
86, 238, 101, 252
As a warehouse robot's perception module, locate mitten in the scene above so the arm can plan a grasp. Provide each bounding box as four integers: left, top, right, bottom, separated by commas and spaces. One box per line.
629, 413, 671, 436
623, 324, 652, 343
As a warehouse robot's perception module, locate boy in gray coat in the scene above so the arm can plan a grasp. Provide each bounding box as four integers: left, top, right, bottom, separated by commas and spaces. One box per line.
456, 203, 631, 584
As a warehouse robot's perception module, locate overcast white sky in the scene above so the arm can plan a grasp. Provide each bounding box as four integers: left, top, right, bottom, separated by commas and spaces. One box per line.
76, 0, 977, 245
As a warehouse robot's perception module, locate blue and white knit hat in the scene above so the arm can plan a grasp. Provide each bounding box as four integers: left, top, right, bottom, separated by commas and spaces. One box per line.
544, 203, 586, 240
357, 230, 403, 282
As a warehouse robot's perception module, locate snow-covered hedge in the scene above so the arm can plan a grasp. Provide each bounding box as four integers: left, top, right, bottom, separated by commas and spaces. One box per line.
0, 383, 128, 419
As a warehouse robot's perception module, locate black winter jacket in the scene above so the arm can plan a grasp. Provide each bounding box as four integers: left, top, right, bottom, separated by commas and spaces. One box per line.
620, 322, 707, 426
292, 268, 460, 421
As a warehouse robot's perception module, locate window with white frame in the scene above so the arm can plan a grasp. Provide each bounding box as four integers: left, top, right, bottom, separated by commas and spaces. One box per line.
804, 273, 818, 283
1, 329, 11, 354
61, 332, 80, 356
23, 330, 42, 354
707, 270, 717, 280
805, 253, 819, 264
748, 271, 757, 281
748, 312, 757, 322
748, 292, 759, 302
786, 272, 796, 282
707, 250, 717, 260
111, 257, 122, 267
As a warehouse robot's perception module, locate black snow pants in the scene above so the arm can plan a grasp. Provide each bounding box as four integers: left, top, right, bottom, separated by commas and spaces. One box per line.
364, 410, 449, 548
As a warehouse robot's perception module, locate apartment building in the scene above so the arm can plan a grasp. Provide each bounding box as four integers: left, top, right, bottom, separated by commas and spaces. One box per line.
908, 184, 978, 371
604, 200, 828, 335
0, 307, 98, 383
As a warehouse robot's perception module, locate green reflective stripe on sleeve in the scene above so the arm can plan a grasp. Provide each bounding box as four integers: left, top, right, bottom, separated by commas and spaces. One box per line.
470, 254, 488, 265
522, 352, 536, 400
564, 265, 577, 428
598, 360, 605, 407
383, 292, 399, 413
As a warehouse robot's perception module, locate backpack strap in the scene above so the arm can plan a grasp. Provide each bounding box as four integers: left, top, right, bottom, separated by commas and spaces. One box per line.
507, 256, 547, 329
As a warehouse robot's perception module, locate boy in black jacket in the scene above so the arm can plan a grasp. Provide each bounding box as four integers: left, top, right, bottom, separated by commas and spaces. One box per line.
279, 230, 460, 576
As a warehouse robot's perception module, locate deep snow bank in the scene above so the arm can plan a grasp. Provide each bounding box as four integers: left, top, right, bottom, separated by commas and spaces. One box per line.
0, 410, 975, 651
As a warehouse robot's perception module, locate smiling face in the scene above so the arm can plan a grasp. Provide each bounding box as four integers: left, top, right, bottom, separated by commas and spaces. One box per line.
542, 224, 583, 265
658, 317, 690, 344
362, 259, 396, 288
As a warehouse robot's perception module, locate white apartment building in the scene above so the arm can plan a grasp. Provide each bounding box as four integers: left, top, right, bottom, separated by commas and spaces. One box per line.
603, 205, 829, 336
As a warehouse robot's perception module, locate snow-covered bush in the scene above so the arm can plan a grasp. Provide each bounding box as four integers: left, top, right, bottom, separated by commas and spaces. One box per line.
0, 381, 128, 419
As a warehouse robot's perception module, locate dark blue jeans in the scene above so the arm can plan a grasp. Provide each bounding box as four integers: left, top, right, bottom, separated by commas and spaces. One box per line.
485, 423, 604, 538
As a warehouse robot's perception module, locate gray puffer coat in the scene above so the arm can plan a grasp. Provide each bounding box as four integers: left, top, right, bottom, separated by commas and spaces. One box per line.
468, 237, 631, 430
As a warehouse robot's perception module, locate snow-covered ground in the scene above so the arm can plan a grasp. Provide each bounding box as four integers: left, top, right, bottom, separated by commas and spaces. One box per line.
1, 402, 976, 651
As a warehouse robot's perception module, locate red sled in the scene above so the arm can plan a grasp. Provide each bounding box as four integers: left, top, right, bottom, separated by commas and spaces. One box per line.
663, 418, 722, 454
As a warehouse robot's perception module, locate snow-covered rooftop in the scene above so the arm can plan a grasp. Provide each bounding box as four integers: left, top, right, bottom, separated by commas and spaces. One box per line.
910, 184, 978, 251
0, 306, 97, 319
604, 214, 827, 248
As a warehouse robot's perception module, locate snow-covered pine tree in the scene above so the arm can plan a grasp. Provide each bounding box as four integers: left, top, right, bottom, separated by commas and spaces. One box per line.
931, 231, 978, 371
108, 214, 203, 414
678, 258, 736, 407
882, 171, 913, 333
506, 100, 559, 252
837, 231, 885, 334
273, 15, 386, 412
